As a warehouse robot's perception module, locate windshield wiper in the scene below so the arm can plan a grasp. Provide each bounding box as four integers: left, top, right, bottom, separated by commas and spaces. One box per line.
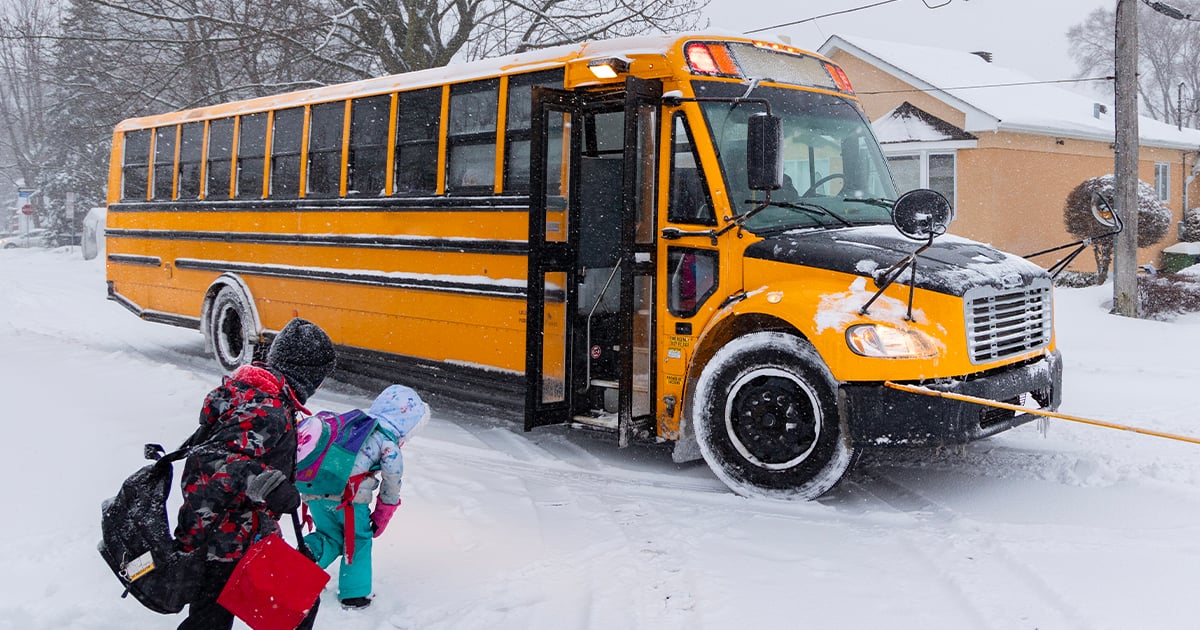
743, 199, 854, 228
843, 197, 895, 209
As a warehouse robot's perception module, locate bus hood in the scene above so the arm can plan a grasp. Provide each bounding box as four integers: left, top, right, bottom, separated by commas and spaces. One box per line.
743, 225, 1049, 297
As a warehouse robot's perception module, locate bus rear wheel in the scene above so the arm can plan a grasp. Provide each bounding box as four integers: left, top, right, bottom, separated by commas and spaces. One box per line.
692, 331, 852, 500
208, 285, 258, 372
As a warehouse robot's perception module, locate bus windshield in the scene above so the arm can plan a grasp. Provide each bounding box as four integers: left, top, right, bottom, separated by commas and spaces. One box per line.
695, 81, 897, 233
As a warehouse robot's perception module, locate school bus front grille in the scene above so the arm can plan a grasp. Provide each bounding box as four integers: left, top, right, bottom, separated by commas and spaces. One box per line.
963, 280, 1052, 364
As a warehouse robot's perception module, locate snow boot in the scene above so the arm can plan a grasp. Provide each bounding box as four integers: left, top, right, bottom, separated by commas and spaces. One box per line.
340, 596, 372, 610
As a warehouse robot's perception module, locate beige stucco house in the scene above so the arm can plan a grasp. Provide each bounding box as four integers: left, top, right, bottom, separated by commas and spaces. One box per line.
818, 35, 1200, 272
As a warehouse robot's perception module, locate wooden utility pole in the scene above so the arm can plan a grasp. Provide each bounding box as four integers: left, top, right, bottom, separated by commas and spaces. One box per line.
1114, 0, 1140, 317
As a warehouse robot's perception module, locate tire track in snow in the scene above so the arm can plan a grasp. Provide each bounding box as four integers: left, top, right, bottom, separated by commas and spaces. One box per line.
849, 470, 1096, 630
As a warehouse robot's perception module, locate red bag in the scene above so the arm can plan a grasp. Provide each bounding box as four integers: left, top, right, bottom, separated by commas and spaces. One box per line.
217, 533, 329, 630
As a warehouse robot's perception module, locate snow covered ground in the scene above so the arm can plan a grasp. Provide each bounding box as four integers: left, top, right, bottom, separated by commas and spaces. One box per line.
2, 246, 1198, 630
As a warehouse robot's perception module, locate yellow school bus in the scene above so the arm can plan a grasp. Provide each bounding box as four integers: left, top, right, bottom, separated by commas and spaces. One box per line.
106, 33, 1059, 499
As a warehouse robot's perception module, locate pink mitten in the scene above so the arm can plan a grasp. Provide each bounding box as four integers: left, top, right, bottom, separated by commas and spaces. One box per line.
370, 501, 400, 538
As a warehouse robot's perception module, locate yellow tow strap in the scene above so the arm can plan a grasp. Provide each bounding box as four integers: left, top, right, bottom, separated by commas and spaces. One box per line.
883, 381, 1200, 446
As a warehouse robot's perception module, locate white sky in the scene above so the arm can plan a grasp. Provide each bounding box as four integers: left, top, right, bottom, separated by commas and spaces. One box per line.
702, 0, 1115, 82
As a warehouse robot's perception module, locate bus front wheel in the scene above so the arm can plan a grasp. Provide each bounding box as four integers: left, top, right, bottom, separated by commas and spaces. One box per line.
692, 332, 853, 500
208, 285, 258, 372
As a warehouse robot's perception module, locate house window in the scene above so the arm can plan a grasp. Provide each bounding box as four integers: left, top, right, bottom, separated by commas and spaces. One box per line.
885, 152, 956, 208
1155, 162, 1171, 202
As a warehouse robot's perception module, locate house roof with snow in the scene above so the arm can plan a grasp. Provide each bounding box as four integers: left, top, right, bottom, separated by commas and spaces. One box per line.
873, 102, 976, 144
818, 34, 1200, 151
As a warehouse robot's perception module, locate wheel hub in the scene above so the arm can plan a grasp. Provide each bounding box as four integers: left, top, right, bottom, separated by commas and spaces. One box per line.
726, 368, 821, 469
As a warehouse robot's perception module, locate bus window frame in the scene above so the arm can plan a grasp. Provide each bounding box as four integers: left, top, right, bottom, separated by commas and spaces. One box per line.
306, 99, 347, 199
446, 78, 500, 195
121, 129, 152, 201
394, 87, 442, 196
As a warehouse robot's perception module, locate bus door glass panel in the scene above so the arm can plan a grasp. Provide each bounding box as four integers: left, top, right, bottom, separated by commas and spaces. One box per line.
526, 91, 576, 429
152, 125, 176, 200
629, 101, 658, 419
667, 248, 717, 317
270, 107, 304, 198
236, 113, 267, 199
541, 271, 568, 404
667, 114, 715, 225
543, 111, 568, 242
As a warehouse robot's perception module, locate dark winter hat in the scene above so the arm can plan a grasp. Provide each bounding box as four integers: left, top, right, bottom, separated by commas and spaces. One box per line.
266, 318, 336, 404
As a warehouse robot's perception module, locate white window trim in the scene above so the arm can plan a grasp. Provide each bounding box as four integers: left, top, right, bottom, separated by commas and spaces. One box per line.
1155, 162, 1171, 203
883, 149, 959, 206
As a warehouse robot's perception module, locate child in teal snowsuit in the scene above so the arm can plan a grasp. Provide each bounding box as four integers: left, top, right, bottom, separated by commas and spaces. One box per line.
302, 384, 430, 610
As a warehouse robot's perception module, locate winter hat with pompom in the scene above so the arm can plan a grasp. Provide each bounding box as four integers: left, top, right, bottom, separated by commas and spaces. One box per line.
266, 318, 336, 404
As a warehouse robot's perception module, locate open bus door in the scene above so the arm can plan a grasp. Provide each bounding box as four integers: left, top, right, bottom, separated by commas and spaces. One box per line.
525, 78, 662, 446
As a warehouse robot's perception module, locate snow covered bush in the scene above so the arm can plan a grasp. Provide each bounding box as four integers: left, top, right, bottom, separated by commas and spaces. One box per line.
1180, 207, 1200, 242
1139, 273, 1200, 320
1063, 175, 1171, 284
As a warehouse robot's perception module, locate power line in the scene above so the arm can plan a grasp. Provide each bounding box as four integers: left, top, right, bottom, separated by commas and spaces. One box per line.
744, 0, 952, 36
744, 0, 903, 35
858, 76, 1115, 96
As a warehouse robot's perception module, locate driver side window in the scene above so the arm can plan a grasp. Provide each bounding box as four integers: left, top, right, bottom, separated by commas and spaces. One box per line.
668, 115, 716, 225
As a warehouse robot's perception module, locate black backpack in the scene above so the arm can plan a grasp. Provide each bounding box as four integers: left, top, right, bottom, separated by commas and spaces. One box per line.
98, 437, 206, 614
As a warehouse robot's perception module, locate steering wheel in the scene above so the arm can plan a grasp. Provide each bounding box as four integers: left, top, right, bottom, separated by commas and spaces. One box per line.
802, 173, 845, 197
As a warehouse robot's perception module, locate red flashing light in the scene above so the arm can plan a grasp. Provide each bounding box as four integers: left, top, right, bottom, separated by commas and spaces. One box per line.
824, 63, 855, 93
685, 42, 740, 77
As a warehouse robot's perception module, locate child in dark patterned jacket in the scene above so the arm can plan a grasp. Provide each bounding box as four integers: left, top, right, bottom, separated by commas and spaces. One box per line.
175, 318, 337, 630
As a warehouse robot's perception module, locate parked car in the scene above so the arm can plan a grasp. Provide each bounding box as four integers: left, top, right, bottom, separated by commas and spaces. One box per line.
0, 228, 55, 249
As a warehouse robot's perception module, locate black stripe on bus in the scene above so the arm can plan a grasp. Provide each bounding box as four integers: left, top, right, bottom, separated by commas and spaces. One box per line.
173, 258, 532, 299
105, 229, 528, 255
107, 253, 163, 267
106, 286, 201, 330
107, 195, 531, 213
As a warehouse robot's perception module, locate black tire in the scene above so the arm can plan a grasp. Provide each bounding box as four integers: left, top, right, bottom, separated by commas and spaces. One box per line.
691, 331, 852, 500
208, 285, 257, 372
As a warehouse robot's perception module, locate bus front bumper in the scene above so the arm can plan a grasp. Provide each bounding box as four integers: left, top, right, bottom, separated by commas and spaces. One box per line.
839, 350, 1062, 447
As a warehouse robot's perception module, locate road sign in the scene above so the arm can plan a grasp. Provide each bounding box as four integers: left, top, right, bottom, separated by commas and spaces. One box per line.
20, 204, 34, 215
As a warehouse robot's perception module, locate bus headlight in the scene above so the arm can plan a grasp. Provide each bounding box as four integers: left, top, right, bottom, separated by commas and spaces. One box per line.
846, 324, 939, 359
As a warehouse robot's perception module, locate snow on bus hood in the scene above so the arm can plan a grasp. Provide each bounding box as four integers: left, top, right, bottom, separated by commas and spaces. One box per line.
743, 225, 1049, 297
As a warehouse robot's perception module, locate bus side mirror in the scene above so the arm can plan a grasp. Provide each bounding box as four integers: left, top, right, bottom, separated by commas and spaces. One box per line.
747, 113, 782, 191
892, 188, 954, 241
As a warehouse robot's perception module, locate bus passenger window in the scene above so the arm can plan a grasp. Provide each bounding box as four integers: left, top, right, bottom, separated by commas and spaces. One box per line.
503, 69, 564, 193
668, 248, 718, 317
270, 107, 304, 198
177, 122, 204, 200
236, 113, 267, 199
121, 129, 151, 201
206, 118, 234, 200
348, 95, 390, 196
152, 126, 176, 200
667, 115, 715, 225
395, 88, 440, 194
307, 101, 345, 197
447, 79, 499, 193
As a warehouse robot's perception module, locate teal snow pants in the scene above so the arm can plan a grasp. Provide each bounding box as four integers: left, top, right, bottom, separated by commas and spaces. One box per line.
303, 499, 374, 600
